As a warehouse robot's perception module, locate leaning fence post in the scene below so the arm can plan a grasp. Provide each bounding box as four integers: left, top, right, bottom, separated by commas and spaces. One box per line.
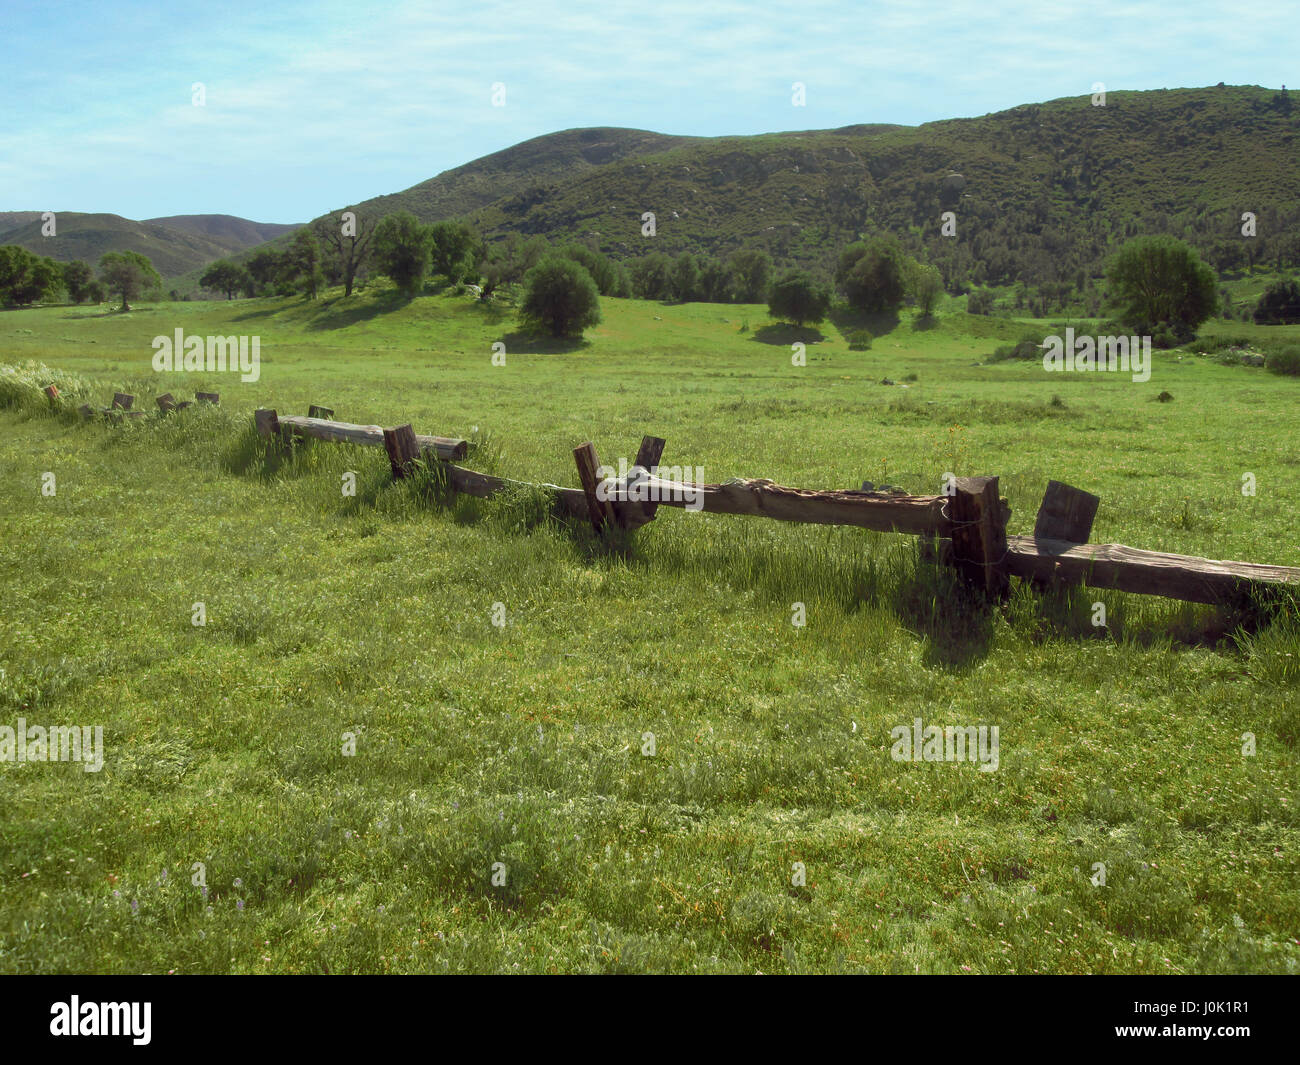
574, 442, 616, 533
949, 475, 1009, 598
383, 424, 421, 478
43, 384, 60, 405
156, 393, 177, 413
112, 392, 134, 410
196, 392, 219, 405
254, 408, 281, 438
1033, 480, 1100, 543
630, 435, 667, 524
308, 405, 334, 420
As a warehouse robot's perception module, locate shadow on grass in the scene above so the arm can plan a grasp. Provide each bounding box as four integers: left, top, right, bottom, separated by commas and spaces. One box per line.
301, 290, 414, 331
828, 306, 900, 340
498, 330, 592, 355
749, 323, 826, 346
911, 313, 940, 331
891, 560, 996, 669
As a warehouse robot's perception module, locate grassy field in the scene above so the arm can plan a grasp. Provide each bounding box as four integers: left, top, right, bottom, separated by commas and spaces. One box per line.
1, 287, 1297, 973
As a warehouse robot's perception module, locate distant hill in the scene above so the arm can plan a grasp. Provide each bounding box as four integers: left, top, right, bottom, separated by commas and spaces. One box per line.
215, 85, 1296, 294
0, 212, 301, 280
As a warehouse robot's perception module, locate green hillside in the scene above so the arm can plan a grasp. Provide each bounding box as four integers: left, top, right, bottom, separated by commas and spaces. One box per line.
0, 212, 300, 280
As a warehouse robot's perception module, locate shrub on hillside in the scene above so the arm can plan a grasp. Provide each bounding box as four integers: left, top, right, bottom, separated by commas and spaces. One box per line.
987, 336, 1043, 362
767, 270, 831, 326
1265, 346, 1300, 376
519, 257, 602, 338
848, 329, 873, 350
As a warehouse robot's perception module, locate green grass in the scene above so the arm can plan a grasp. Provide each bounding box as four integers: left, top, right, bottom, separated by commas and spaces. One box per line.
1, 287, 1298, 973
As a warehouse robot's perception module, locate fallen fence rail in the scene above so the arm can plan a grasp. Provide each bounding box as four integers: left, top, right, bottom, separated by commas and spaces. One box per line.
45, 385, 1300, 610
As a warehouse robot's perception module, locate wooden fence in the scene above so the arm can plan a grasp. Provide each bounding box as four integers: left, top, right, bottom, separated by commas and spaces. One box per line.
46, 385, 1300, 608
245, 401, 1300, 609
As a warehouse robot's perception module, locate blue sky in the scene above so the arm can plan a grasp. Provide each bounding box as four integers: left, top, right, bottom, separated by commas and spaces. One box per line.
1, 0, 1291, 222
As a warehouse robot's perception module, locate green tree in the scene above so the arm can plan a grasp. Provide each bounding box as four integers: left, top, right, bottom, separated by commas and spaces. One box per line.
697, 258, 733, 302
372, 211, 432, 296
519, 256, 602, 338
0, 246, 62, 306
61, 260, 95, 303
670, 252, 699, 302
909, 263, 944, 317
312, 208, 377, 297
286, 228, 324, 299
835, 234, 908, 313
1253, 278, 1300, 324
729, 248, 772, 302
98, 250, 161, 311
767, 270, 831, 326
558, 244, 621, 296
200, 259, 251, 300
1105, 235, 1218, 334
631, 252, 673, 300
246, 249, 286, 295
429, 220, 480, 284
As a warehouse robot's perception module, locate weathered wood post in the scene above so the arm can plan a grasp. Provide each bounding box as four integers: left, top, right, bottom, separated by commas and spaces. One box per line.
42, 384, 60, 404
1029, 480, 1100, 588
112, 392, 134, 410
949, 475, 1009, 598
1033, 480, 1100, 543
574, 442, 616, 533
196, 392, 219, 405
307, 405, 334, 420
254, 408, 282, 439
630, 435, 667, 524
156, 393, 177, 413
382, 424, 421, 478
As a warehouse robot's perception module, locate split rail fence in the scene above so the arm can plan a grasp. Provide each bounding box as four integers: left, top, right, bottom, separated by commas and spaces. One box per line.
49, 384, 1300, 608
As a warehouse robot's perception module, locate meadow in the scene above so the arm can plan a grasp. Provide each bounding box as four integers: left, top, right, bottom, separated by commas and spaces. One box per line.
1, 287, 1297, 973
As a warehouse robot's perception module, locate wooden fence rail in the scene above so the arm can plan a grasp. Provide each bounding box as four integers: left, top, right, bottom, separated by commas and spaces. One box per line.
44, 384, 1300, 610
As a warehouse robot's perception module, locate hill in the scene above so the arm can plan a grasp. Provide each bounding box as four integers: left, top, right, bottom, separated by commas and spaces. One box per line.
0, 212, 301, 280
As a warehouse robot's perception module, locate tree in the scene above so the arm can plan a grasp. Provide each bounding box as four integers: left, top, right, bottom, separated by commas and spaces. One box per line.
483, 234, 550, 295
967, 287, 995, 315
246, 249, 287, 295
313, 208, 377, 297
519, 256, 602, 338
631, 252, 674, 300
909, 263, 944, 317
98, 251, 161, 311
429, 220, 481, 284
1253, 278, 1300, 324
670, 252, 700, 302
200, 259, 251, 300
61, 260, 95, 303
1105, 235, 1219, 334
372, 211, 432, 296
767, 270, 831, 326
729, 248, 772, 302
836, 234, 908, 313
0, 246, 62, 306
285, 228, 324, 298
558, 244, 621, 296
697, 258, 733, 302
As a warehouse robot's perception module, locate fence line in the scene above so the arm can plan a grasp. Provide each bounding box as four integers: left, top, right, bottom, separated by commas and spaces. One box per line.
51, 384, 1300, 608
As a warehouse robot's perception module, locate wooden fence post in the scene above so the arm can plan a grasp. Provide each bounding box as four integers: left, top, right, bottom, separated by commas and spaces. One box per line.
949, 475, 1009, 598
196, 392, 219, 405
308, 405, 334, 420
574, 442, 616, 533
254, 408, 282, 439
43, 384, 60, 404
112, 392, 134, 410
383, 424, 421, 478
1033, 480, 1100, 543
630, 435, 667, 524
156, 393, 177, 413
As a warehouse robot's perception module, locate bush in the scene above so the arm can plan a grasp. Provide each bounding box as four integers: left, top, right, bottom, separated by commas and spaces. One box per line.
1254, 279, 1300, 325
988, 336, 1043, 362
519, 257, 602, 338
767, 270, 831, 326
1265, 346, 1300, 376
848, 329, 873, 351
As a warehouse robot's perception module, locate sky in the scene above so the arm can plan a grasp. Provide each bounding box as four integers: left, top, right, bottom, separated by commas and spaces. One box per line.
1, 0, 1292, 223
